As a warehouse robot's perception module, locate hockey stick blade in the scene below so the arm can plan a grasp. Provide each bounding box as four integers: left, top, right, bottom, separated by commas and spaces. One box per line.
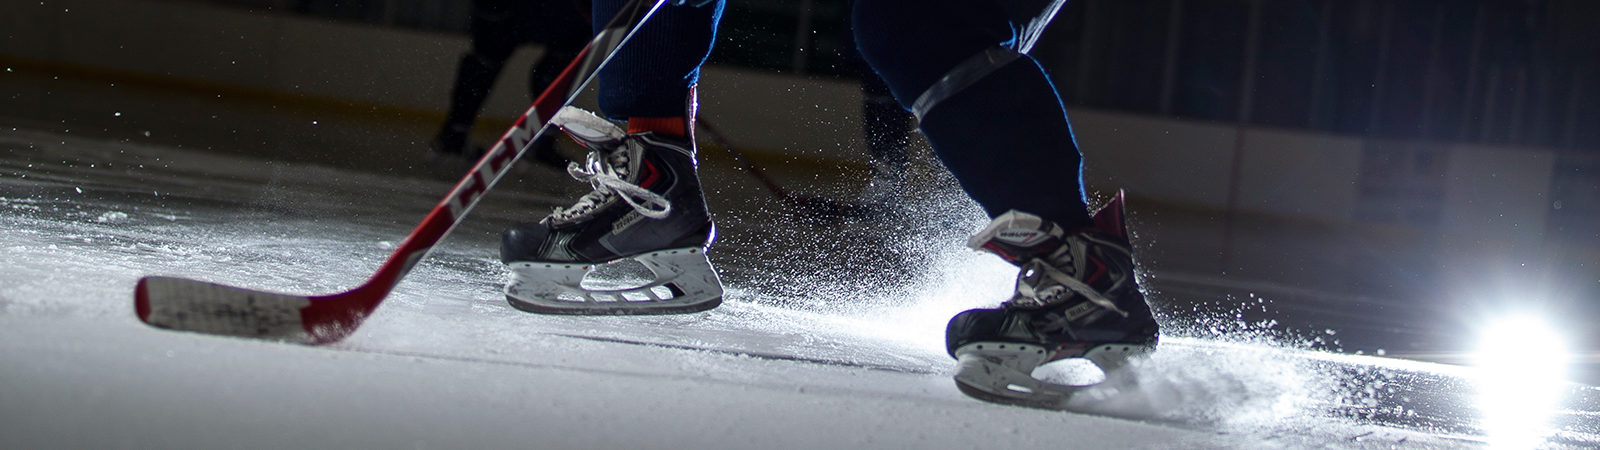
136, 277, 353, 344
133, 0, 669, 345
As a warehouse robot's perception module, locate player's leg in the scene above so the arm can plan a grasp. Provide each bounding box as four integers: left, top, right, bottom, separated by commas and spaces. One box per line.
853, 0, 1158, 405
434, 0, 521, 157
853, 0, 1089, 227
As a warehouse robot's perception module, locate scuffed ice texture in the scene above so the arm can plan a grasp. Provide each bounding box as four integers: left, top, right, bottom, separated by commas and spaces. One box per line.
2, 128, 1596, 449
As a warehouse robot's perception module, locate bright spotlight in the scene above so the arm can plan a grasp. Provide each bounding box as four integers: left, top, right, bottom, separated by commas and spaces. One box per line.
1473, 314, 1570, 448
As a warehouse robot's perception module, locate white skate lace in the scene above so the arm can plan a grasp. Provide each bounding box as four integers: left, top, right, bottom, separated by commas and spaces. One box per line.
1008, 242, 1129, 317
1019, 261, 1128, 317
545, 144, 671, 223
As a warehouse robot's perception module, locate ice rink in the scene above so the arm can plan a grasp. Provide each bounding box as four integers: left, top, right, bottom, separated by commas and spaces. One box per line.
9, 0, 1600, 446
3, 122, 1598, 449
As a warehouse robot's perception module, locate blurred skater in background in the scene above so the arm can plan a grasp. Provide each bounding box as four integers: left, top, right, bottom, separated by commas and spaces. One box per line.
430, 0, 592, 177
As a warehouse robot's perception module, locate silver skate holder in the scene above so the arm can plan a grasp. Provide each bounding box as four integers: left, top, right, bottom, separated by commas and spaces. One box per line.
504, 247, 723, 315
952, 341, 1153, 409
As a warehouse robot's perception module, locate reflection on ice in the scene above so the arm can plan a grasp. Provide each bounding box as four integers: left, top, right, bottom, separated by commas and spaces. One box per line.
1476, 315, 1570, 448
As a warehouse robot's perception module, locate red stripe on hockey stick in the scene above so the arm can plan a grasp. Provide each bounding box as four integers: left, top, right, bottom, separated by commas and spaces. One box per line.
134, 0, 667, 345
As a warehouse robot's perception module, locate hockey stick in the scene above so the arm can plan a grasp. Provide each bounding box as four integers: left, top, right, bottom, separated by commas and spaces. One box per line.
133, 0, 669, 345
697, 118, 869, 218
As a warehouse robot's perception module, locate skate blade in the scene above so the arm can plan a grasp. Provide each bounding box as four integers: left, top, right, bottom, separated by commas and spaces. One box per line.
951, 341, 1156, 409
952, 347, 1082, 409
505, 247, 723, 315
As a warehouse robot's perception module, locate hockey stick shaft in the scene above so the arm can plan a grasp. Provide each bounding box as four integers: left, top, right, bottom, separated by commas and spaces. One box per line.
371, 5, 646, 294
134, 0, 668, 344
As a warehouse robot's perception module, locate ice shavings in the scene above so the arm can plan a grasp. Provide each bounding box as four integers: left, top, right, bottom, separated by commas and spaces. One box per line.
94, 211, 129, 223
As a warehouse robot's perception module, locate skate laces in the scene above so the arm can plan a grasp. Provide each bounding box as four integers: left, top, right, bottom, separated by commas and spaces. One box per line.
546, 141, 671, 223
1015, 257, 1127, 317
975, 210, 1128, 316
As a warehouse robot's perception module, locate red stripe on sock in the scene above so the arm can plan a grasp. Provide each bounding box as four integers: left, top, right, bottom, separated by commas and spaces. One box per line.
627, 117, 687, 137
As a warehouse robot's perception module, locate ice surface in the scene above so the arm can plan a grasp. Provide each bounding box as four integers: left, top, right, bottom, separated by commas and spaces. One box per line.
2, 128, 1598, 449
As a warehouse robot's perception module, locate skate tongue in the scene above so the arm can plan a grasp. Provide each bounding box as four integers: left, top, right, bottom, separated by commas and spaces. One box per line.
968, 210, 1064, 265
552, 107, 626, 150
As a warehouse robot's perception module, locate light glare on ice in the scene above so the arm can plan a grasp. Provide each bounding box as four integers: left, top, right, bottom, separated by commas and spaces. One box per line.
1475, 315, 1571, 447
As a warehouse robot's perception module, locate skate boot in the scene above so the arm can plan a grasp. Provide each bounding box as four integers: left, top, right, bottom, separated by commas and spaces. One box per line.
946, 191, 1158, 407
500, 106, 722, 315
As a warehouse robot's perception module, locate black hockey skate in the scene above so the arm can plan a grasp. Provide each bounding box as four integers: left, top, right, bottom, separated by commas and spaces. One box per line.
946, 191, 1158, 408
500, 107, 722, 315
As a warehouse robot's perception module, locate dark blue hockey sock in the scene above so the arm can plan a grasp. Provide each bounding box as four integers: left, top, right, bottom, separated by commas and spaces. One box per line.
593, 0, 723, 119
918, 58, 1091, 228
853, 0, 1091, 228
